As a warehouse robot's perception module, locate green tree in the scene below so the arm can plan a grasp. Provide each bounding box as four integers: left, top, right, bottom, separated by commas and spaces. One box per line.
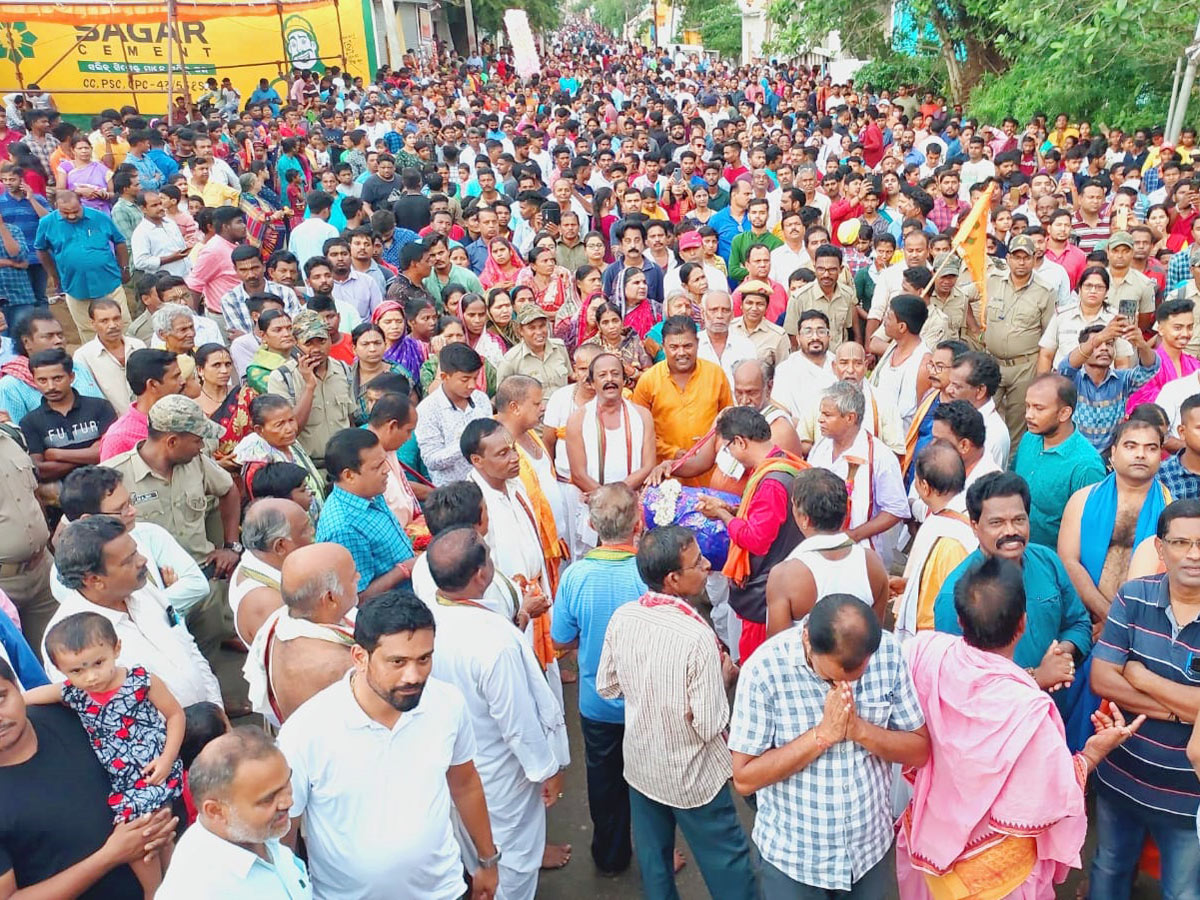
591, 0, 645, 33
675, 0, 742, 59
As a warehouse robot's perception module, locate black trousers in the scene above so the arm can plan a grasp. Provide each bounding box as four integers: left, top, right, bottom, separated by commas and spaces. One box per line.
579, 715, 632, 874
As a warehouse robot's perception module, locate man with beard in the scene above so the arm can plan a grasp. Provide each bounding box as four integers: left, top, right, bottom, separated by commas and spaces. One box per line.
277, 590, 500, 900
933, 472, 1093, 711
770, 309, 835, 425
427, 528, 570, 895
159, 728, 308, 898
1013, 374, 1105, 549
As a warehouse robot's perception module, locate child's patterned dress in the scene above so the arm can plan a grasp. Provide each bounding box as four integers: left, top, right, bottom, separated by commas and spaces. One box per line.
63, 666, 183, 822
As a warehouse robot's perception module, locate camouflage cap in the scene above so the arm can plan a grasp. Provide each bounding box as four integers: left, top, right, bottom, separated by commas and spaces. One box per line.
933, 252, 962, 276
1008, 234, 1036, 256
515, 304, 549, 326
292, 309, 329, 343
148, 394, 222, 440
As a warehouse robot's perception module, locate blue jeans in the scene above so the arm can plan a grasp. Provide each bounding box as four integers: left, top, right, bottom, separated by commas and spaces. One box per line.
759, 853, 892, 899
1089, 782, 1200, 900
629, 783, 757, 900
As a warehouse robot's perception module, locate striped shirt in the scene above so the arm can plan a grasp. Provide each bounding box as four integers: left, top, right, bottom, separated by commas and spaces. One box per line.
1093, 574, 1200, 820
596, 594, 732, 808
1071, 211, 1111, 253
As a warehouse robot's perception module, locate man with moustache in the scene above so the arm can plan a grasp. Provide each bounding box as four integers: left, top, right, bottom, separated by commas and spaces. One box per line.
159, 728, 309, 898
277, 590, 500, 900
770, 309, 836, 425
793, 341, 905, 455
933, 473, 1094, 715
564, 353, 658, 494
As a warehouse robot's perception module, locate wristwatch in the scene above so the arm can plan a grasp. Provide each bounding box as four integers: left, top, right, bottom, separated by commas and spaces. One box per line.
477, 845, 502, 869
224, 541, 244, 554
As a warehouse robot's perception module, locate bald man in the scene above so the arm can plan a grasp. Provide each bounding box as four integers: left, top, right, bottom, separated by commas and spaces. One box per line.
242, 542, 357, 726
159, 727, 309, 897
730, 359, 804, 459
427, 527, 570, 896
230, 498, 314, 647
794, 342, 905, 455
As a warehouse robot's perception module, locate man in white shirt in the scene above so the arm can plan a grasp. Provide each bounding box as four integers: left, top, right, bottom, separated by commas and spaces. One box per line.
808, 382, 910, 562
130, 190, 191, 276
277, 591, 500, 900
958, 136, 997, 199
73, 298, 146, 410
946, 351, 1011, 469
1153, 368, 1200, 450
697, 290, 758, 387
55, 465, 211, 616
160, 728, 312, 899
770, 209, 811, 285
426, 528, 569, 899
44, 515, 222, 707
287, 192, 339, 271
1029, 226, 1072, 309
771, 308, 836, 422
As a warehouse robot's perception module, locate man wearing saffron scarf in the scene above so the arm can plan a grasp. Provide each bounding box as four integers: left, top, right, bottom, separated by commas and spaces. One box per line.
697, 407, 805, 663
897, 557, 1144, 900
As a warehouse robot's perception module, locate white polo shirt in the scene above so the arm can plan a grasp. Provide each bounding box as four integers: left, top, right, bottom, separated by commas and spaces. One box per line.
158, 820, 312, 899
276, 672, 476, 900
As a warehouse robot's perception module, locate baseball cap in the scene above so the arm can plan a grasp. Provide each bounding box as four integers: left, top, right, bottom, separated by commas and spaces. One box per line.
1008, 234, 1036, 256
292, 309, 329, 343
515, 304, 549, 326
148, 394, 222, 440
1107, 230, 1135, 250
678, 231, 703, 251
933, 252, 962, 277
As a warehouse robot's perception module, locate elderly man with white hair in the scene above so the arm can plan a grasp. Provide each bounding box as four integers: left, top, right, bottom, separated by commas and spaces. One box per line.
229, 498, 314, 647
698, 289, 758, 387
150, 300, 224, 354
808, 380, 910, 564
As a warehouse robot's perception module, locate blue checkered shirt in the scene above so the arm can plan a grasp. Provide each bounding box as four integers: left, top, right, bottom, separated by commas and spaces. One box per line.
1157, 452, 1200, 500
1058, 357, 1159, 452
315, 485, 414, 592
0, 226, 35, 306
1167, 250, 1193, 292
728, 624, 925, 890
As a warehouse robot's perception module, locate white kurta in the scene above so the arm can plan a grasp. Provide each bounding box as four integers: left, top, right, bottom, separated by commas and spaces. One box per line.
771, 351, 836, 422
432, 603, 567, 894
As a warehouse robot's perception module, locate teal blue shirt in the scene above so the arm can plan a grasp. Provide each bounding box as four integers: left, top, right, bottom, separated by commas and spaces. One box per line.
1012, 428, 1105, 548
33, 208, 124, 299
933, 544, 1094, 666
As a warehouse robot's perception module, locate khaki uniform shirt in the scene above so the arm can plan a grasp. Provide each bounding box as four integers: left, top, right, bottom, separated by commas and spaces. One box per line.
495, 339, 572, 392
731, 317, 791, 369
929, 286, 968, 340
1107, 267, 1156, 316
980, 269, 1058, 361
919, 303, 952, 349
107, 445, 234, 562
266, 358, 355, 465
783, 280, 857, 350
0, 428, 49, 565
126, 310, 156, 346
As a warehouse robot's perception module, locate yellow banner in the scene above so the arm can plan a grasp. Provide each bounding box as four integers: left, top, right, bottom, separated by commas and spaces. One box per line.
0, 2, 374, 117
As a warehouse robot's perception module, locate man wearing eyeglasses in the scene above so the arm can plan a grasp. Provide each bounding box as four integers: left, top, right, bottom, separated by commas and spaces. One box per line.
1089, 497, 1200, 897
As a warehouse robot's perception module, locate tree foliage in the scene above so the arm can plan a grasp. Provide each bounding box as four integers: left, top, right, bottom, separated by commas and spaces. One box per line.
453, 0, 562, 36
764, 0, 1193, 123
590, 0, 644, 34
676, 0, 742, 59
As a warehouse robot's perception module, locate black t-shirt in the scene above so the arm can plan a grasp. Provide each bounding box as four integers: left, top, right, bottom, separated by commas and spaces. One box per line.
0, 705, 141, 898
392, 193, 432, 233
360, 174, 403, 210
19, 391, 116, 455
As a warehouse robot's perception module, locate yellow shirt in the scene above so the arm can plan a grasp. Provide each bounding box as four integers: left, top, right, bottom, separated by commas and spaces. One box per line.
632, 359, 732, 487
916, 536, 970, 631
189, 178, 241, 208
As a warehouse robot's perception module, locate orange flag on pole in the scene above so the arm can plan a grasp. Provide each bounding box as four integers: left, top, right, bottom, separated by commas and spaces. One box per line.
951, 182, 996, 329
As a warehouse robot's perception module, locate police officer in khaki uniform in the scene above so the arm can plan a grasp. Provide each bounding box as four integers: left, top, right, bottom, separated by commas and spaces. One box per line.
1106, 230, 1157, 330
266, 310, 354, 470
928, 252, 969, 340
106, 395, 242, 661
495, 304, 572, 391
966, 234, 1058, 445
0, 424, 56, 659
782, 243, 857, 350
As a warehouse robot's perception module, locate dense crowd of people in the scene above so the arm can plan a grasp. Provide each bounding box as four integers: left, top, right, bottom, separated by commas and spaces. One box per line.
0, 20, 1199, 900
